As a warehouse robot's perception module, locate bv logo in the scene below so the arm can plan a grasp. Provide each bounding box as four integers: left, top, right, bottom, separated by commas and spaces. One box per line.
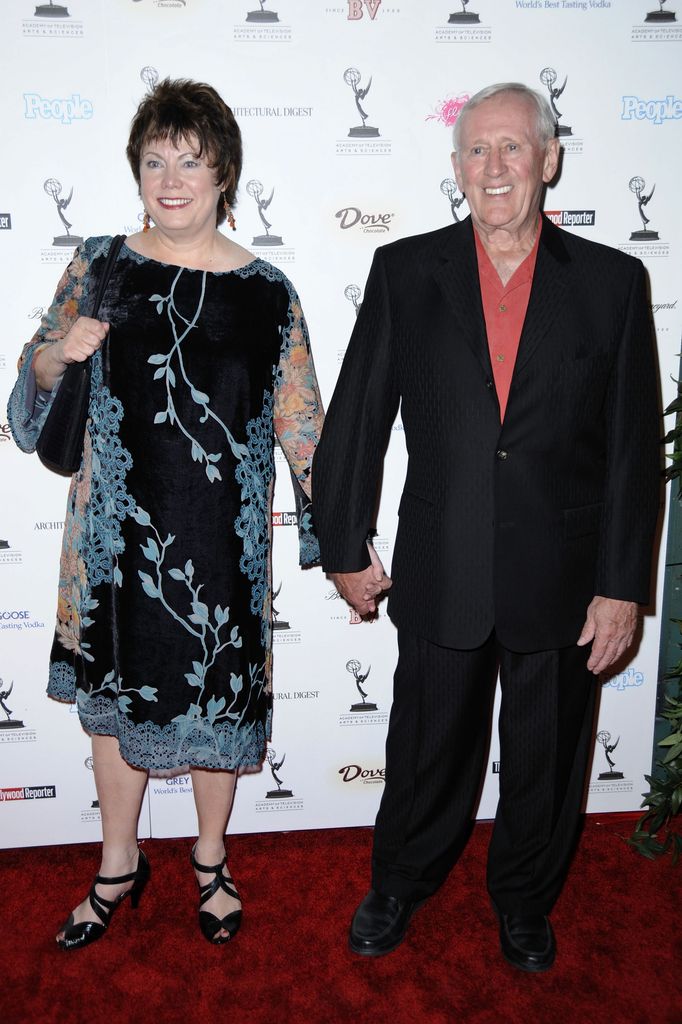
24, 93, 93, 124
347, 0, 381, 18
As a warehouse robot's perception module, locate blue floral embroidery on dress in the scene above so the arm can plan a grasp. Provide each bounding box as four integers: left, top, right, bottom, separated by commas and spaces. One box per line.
235, 391, 275, 644
48, 661, 77, 701
83, 353, 135, 589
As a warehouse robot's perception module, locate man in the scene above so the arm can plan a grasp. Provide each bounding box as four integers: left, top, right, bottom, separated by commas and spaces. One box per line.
312, 83, 659, 972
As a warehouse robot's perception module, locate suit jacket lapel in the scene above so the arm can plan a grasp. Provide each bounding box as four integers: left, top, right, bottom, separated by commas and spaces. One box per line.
513, 215, 571, 377
432, 217, 492, 379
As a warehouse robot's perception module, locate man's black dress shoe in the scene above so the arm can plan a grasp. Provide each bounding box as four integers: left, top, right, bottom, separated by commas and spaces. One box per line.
349, 889, 421, 957
498, 913, 556, 973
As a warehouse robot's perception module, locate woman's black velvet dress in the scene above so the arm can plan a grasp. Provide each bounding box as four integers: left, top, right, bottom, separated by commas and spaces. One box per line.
9, 236, 322, 771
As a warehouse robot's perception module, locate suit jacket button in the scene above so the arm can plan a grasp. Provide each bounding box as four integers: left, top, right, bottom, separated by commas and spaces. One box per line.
496, 449, 508, 460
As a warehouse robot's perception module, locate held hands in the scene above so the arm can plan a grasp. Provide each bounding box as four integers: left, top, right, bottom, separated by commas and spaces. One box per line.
577, 595, 639, 675
329, 543, 392, 617
34, 316, 110, 391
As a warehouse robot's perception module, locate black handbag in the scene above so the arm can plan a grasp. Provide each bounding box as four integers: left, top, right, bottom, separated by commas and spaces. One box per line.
36, 235, 125, 474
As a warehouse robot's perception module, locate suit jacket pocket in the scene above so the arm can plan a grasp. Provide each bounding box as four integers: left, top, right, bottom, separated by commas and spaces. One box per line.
563, 502, 603, 539
398, 488, 437, 514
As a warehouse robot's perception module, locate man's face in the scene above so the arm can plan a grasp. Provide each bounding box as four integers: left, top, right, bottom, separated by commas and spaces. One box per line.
452, 93, 559, 238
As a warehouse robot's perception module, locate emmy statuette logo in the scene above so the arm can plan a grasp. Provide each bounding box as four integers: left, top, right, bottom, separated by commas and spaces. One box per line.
265, 748, 293, 798
344, 285, 363, 317
84, 756, 99, 808
645, 0, 676, 20
140, 66, 160, 94
629, 176, 659, 240
440, 179, 466, 223
35, 0, 69, 16
346, 659, 377, 712
344, 67, 380, 138
596, 730, 624, 780
246, 179, 283, 246
44, 178, 83, 247
0, 680, 24, 730
540, 67, 572, 137
272, 583, 290, 631
449, 0, 480, 23
246, 0, 279, 21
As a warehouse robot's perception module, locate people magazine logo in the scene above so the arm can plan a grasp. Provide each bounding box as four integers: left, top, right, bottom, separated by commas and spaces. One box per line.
632, 1, 681, 42
435, 2, 492, 43
22, 1, 84, 37
255, 748, 304, 812
621, 94, 682, 125
0, 785, 56, 802
233, 1, 292, 42
0, 678, 36, 744
24, 93, 93, 124
603, 667, 646, 692
338, 658, 388, 728
618, 175, 670, 258
336, 67, 391, 157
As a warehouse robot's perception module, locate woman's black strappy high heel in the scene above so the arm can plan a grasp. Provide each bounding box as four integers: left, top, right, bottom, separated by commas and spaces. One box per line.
190, 844, 242, 945
56, 849, 150, 951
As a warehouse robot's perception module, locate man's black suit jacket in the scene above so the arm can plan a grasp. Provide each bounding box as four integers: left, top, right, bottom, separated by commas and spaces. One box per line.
313, 216, 660, 652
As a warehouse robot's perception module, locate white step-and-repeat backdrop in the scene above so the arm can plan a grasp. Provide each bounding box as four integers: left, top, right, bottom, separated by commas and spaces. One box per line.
1, 0, 680, 848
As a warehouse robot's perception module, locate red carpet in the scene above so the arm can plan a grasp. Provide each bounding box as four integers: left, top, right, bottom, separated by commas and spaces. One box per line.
1, 818, 680, 1024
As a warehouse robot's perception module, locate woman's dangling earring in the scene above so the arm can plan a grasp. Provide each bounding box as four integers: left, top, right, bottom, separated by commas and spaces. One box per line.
223, 192, 236, 232
142, 211, 151, 233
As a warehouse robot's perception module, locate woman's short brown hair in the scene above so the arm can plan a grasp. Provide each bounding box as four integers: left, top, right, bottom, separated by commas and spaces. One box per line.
126, 78, 242, 226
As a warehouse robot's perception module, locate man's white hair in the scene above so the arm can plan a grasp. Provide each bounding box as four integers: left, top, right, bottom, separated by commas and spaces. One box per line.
453, 82, 557, 151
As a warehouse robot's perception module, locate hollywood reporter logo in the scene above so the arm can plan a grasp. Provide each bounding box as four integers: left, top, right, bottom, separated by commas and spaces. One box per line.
1, 785, 56, 802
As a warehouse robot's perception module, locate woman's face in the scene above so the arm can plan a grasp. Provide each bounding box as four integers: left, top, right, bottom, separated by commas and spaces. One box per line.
139, 135, 222, 239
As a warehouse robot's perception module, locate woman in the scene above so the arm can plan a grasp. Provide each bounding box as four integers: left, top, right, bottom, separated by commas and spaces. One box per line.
8, 79, 323, 949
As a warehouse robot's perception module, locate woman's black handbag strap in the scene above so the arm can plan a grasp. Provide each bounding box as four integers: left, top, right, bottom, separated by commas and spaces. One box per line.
36, 234, 126, 474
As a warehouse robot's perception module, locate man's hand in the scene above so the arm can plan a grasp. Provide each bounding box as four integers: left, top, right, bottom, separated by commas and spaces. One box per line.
329, 544, 392, 617
577, 596, 639, 675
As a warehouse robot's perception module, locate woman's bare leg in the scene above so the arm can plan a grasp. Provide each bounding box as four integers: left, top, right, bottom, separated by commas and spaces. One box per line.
190, 768, 240, 940
56, 734, 148, 939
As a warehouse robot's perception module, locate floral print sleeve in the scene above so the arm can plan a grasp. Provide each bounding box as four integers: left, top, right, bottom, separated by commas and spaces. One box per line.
8, 236, 106, 452
273, 280, 324, 567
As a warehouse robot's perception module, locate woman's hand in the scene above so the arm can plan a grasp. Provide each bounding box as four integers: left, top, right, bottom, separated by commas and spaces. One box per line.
34, 317, 110, 391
